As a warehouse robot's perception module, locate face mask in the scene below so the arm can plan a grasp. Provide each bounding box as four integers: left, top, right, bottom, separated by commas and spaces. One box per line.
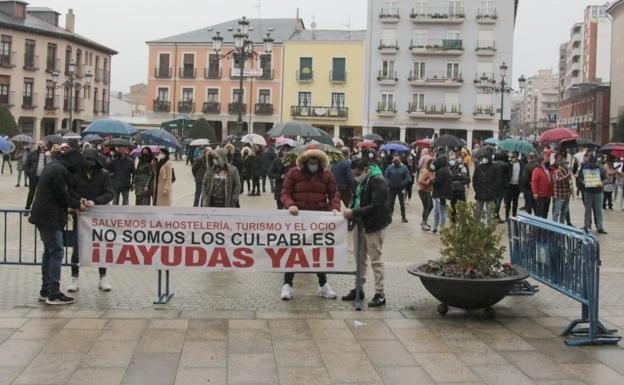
381, 153, 386, 158
308, 164, 319, 173
430, 165, 435, 171
368, 153, 374, 159
110, 151, 116, 157
354, 174, 366, 183
158, 154, 166, 160
449, 160, 456, 166
481, 158, 489, 165
393, 161, 400, 166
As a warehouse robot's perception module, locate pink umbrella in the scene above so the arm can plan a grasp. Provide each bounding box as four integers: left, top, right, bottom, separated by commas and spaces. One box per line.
538, 127, 579, 144
130, 145, 159, 158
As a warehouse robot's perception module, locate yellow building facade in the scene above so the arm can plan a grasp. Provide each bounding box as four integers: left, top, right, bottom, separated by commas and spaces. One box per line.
281, 30, 365, 140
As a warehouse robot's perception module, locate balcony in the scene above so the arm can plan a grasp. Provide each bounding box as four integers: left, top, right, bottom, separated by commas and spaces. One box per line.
296, 70, 313, 83
46, 57, 60, 73
0, 91, 15, 107
44, 95, 60, 111
255, 103, 274, 115
202, 101, 221, 114
410, 7, 465, 24
179, 67, 196, 79
476, 8, 497, 24
153, 99, 171, 113
291, 105, 348, 120
473, 104, 495, 119
408, 70, 463, 87
228, 102, 246, 115
379, 7, 400, 23
258, 68, 274, 80
378, 39, 399, 54
178, 100, 195, 113
377, 70, 398, 85
102, 100, 109, 114
204, 68, 221, 79
22, 93, 37, 109
409, 39, 463, 55
94, 99, 102, 113
23, 54, 39, 71
376, 102, 397, 116
0, 52, 16, 68
474, 72, 498, 88
475, 40, 497, 56
154, 67, 172, 79
408, 103, 461, 119
329, 71, 347, 83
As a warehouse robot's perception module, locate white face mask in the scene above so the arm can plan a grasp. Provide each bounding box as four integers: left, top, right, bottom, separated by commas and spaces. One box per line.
158, 154, 166, 160
368, 153, 374, 159
430, 165, 435, 171
448, 160, 456, 166
308, 163, 319, 173
481, 158, 490, 165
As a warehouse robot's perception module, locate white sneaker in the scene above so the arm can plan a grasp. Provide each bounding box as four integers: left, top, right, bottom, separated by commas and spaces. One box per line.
67, 277, 79, 292
317, 283, 337, 299
281, 284, 293, 300
98, 277, 112, 292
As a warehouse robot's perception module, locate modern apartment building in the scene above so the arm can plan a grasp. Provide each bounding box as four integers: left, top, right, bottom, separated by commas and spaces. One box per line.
146, 18, 303, 142
583, 3, 611, 83
608, 0, 624, 129
281, 30, 365, 141
0, 1, 116, 140
516, 69, 559, 136
363, 0, 518, 146
562, 23, 584, 100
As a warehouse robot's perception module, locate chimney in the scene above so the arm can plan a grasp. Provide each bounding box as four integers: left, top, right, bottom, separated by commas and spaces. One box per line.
65, 9, 75, 32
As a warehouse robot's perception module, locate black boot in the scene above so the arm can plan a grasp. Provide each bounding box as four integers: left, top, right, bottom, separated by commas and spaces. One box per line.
368, 293, 386, 307
341, 289, 364, 301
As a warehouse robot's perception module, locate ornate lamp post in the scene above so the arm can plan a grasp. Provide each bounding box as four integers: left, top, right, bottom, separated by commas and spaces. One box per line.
52, 60, 92, 132
212, 17, 274, 135
480, 62, 526, 138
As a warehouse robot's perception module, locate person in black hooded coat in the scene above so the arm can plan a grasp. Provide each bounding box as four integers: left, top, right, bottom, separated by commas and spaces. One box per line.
493, 151, 511, 223
430, 155, 452, 234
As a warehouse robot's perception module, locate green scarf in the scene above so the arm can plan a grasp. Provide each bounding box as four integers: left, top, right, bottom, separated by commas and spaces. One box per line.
353, 164, 382, 209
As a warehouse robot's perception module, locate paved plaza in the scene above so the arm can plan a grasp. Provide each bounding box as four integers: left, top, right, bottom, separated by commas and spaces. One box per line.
0, 160, 623, 385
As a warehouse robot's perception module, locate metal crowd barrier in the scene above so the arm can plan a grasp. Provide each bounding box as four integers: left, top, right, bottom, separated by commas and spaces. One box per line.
508, 213, 621, 346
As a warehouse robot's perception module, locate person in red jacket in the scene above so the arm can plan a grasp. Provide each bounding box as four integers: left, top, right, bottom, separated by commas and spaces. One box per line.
280, 148, 341, 300
531, 158, 554, 219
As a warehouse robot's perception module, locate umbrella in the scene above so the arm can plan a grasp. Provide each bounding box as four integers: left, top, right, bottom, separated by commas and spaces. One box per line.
538, 127, 579, 144
55, 129, 71, 135
431, 134, 463, 149
83, 119, 138, 137
484, 137, 499, 145
598, 143, 624, 153
9, 134, 34, 144
283, 143, 344, 166
275, 138, 297, 148
380, 143, 409, 152
140, 129, 182, 149
241, 133, 267, 147
63, 133, 82, 140
0, 137, 11, 153
190, 138, 210, 147
102, 138, 132, 147
560, 137, 599, 149
129, 146, 159, 158
45, 134, 64, 145
182, 138, 193, 145
413, 138, 432, 148
83, 134, 104, 143
497, 138, 535, 154
358, 140, 378, 149
267, 121, 321, 138
363, 133, 384, 142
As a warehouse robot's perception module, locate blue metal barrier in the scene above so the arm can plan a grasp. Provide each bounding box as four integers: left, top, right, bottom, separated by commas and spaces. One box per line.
508, 213, 621, 346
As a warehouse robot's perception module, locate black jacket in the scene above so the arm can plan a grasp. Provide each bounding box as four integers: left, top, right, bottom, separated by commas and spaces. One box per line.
29, 150, 83, 230
70, 149, 114, 205
493, 153, 511, 192
24, 150, 47, 178
432, 156, 452, 199
352, 174, 391, 233
106, 156, 135, 190
520, 161, 539, 190
252, 150, 266, 177
269, 158, 286, 201
472, 162, 502, 202
448, 162, 469, 192
191, 157, 207, 184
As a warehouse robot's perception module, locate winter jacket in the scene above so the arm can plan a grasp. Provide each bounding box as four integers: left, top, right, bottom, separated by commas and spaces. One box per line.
252, 150, 266, 177
201, 148, 241, 208
493, 153, 511, 192
331, 158, 355, 192
281, 149, 341, 212
448, 161, 469, 192
431, 156, 452, 200
269, 157, 287, 202
24, 150, 47, 178
520, 160, 539, 190
263, 148, 276, 175
134, 159, 155, 198
351, 165, 392, 233
531, 165, 554, 198
240, 147, 254, 179
577, 159, 608, 194
191, 156, 207, 184
106, 156, 135, 191
29, 150, 83, 230
70, 148, 113, 205
417, 168, 434, 193
384, 163, 411, 191
418, 148, 432, 170
472, 162, 502, 202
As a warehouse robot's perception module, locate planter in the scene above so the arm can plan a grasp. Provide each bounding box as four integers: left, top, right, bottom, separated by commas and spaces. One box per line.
407, 264, 529, 318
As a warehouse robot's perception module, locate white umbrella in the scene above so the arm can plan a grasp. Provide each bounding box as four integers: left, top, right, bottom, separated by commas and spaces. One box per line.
63, 133, 82, 140
241, 133, 267, 147
190, 138, 210, 146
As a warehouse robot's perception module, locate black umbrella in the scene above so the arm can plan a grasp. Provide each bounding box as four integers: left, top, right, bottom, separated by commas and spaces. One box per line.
45, 134, 63, 145
431, 134, 463, 149
267, 121, 321, 138
55, 129, 72, 135
102, 138, 133, 147
363, 133, 384, 142
560, 137, 599, 149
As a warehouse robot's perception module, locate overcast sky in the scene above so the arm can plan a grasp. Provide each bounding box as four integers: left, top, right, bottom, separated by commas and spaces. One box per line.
31, 0, 602, 91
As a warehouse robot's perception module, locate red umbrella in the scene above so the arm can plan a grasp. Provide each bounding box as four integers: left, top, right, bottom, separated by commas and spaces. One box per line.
537, 127, 579, 144
358, 140, 378, 149
598, 143, 624, 158
612, 150, 624, 158
413, 138, 432, 148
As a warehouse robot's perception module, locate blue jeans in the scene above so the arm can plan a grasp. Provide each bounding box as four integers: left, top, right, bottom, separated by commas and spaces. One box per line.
583, 192, 604, 230
552, 198, 570, 224
38, 227, 64, 297
193, 182, 202, 207
433, 198, 447, 229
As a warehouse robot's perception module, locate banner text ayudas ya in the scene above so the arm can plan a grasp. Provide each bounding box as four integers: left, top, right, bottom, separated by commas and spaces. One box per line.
77, 206, 349, 272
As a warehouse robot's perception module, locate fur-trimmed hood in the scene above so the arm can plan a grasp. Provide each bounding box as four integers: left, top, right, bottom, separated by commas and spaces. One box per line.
296, 149, 330, 171
224, 143, 235, 155
241, 147, 254, 158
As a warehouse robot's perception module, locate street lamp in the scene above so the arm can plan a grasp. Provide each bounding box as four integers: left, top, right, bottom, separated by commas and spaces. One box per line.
52, 60, 92, 133
479, 62, 526, 139
212, 17, 273, 135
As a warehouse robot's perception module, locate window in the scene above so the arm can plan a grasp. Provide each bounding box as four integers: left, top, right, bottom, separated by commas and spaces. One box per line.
412, 61, 426, 79
46, 44, 57, 71
413, 1, 427, 14
0, 75, 9, 104
446, 62, 460, 79
299, 57, 313, 80
258, 89, 271, 104
445, 93, 460, 111
477, 61, 494, 79
332, 58, 346, 81
206, 88, 219, 102
383, 1, 399, 14
412, 31, 427, 47
381, 29, 397, 46
411, 93, 425, 111
24, 40, 35, 68
331, 92, 345, 108
298, 92, 312, 106
159, 53, 170, 71
447, 31, 461, 41
182, 88, 194, 102
157, 87, 168, 101
380, 93, 394, 110
449, 0, 463, 16
0, 35, 11, 55
382, 60, 396, 78
233, 88, 244, 102
65, 47, 72, 74
23, 78, 33, 97
480, 0, 495, 12
259, 54, 271, 78
182, 53, 195, 77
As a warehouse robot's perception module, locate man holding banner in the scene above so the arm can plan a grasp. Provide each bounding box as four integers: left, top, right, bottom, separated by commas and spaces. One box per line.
280, 148, 341, 300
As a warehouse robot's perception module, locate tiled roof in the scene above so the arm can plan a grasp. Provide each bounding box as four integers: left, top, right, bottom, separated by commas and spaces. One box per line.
147, 18, 303, 44
288, 29, 366, 42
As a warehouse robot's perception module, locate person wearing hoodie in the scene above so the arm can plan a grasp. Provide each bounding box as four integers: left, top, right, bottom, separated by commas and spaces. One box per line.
577, 154, 608, 234
341, 159, 391, 307
447, 151, 469, 221
384, 154, 411, 223
134, 147, 156, 206
418, 148, 432, 170
29, 149, 89, 305
472, 148, 502, 224
250, 144, 265, 196
280, 148, 341, 300
240, 146, 254, 194
431, 155, 452, 234
201, 148, 241, 208
106, 148, 135, 206
67, 148, 114, 293
493, 152, 511, 223
154, 148, 174, 206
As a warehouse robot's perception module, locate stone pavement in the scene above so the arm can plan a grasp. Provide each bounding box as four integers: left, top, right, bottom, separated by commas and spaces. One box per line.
0, 158, 623, 385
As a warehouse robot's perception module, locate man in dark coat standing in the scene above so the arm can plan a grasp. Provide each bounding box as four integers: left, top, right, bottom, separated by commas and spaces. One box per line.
520, 153, 540, 214
106, 149, 135, 205
384, 154, 411, 223
331, 147, 355, 207
24, 141, 47, 213
472, 148, 502, 224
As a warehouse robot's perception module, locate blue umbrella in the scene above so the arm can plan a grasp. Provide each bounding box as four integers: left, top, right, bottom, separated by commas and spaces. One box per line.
484, 137, 499, 145
140, 129, 181, 149
83, 134, 104, 142
380, 143, 409, 152
83, 119, 137, 137
0, 137, 11, 153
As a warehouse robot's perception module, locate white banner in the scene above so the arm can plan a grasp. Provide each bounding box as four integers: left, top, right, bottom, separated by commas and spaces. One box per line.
77, 206, 348, 272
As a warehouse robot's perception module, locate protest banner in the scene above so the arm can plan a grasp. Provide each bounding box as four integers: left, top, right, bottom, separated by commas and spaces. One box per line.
77, 206, 349, 272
